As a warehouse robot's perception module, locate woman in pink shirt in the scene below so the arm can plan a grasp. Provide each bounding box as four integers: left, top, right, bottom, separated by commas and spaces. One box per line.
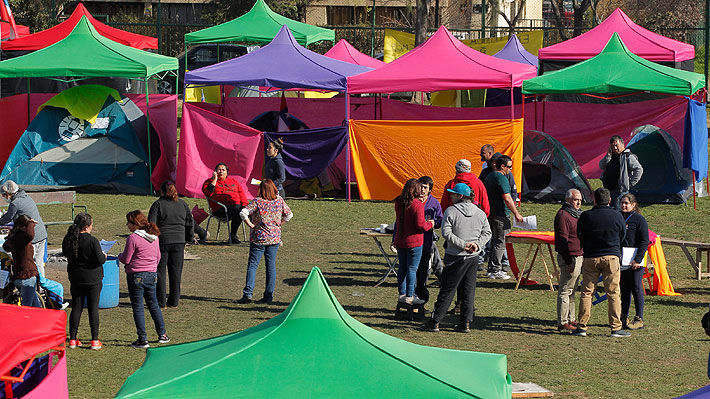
118, 210, 170, 349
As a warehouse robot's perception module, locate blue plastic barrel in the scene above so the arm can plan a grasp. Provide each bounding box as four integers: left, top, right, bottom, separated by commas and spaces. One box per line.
83, 256, 119, 309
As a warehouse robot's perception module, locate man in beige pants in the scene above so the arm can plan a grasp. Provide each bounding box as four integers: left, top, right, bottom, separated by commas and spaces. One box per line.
573, 188, 629, 338
554, 189, 583, 332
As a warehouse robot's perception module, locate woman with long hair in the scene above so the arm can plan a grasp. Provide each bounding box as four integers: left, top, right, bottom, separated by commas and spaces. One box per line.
118, 210, 169, 349
264, 138, 286, 198
619, 193, 649, 330
236, 179, 292, 304
148, 181, 194, 308
201, 163, 249, 244
62, 213, 106, 350
2, 215, 40, 307
394, 178, 434, 305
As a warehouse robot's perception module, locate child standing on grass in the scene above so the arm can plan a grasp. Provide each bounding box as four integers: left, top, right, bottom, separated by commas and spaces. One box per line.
118, 210, 170, 349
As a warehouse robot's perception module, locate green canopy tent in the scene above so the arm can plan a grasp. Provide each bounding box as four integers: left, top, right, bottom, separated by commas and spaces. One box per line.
0, 16, 179, 191
184, 0, 334, 46
522, 33, 705, 96
115, 267, 513, 399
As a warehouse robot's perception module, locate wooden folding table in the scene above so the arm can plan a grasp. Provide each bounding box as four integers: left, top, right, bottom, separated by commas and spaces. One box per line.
506, 231, 557, 291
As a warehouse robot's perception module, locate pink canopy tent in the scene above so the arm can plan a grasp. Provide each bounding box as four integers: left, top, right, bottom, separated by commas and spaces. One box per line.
347, 26, 537, 94
538, 8, 694, 62
324, 39, 385, 68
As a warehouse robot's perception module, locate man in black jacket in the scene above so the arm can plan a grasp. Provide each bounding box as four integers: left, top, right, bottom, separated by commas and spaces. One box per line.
573, 188, 628, 338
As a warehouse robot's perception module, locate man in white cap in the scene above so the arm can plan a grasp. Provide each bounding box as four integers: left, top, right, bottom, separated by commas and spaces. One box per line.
440, 159, 489, 216
423, 183, 491, 333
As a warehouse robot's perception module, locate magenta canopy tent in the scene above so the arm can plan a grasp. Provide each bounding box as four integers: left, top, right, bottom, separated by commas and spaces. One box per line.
324, 39, 386, 68
346, 26, 537, 94
538, 8, 694, 62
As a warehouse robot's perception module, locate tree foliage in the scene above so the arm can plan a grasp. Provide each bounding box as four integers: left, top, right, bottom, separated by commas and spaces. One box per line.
6, 0, 54, 32
596, 0, 703, 43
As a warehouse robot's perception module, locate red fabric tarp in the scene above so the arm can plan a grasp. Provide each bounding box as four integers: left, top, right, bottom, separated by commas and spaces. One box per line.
538, 8, 694, 62
177, 103, 264, 199
0, 304, 66, 377
1, 3, 157, 50
0, 22, 29, 39
0, 93, 177, 188
347, 26, 537, 94
218, 96, 686, 178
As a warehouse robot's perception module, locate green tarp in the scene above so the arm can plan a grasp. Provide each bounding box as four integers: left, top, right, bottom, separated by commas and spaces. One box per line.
0, 16, 177, 79
522, 33, 705, 96
115, 267, 513, 399
184, 0, 334, 46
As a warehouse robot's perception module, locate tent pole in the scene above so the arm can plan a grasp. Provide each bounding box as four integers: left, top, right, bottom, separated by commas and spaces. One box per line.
693, 171, 697, 210
509, 87, 514, 120
345, 92, 351, 203
542, 97, 546, 132
26, 79, 31, 125
145, 77, 153, 195
534, 95, 538, 130
521, 94, 525, 120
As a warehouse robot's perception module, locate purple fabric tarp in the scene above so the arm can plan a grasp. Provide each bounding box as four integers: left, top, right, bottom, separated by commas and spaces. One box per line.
264, 126, 348, 179
184, 26, 372, 92
493, 34, 538, 66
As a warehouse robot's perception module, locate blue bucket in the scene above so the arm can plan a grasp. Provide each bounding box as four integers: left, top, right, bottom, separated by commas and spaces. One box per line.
83, 256, 119, 309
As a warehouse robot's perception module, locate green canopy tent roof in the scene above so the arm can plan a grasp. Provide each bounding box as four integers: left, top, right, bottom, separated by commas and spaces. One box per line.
184, 0, 334, 46
522, 33, 705, 96
115, 267, 513, 399
0, 16, 178, 79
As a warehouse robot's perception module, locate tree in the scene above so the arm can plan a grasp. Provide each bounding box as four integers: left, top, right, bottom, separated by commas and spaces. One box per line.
596, 0, 702, 43
487, 0, 527, 36
547, 0, 594, 41
414, 0, 430, 45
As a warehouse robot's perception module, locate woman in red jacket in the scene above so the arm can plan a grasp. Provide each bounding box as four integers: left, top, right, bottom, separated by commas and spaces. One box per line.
202, 163, 249, 244
394, 179, 433, 305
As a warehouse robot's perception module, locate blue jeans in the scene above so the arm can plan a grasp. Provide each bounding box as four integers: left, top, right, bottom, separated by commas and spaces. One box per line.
397, 246, 423, 297
127, 272, 166, 341
15, 277, 41, 307
243, 243, 279, 300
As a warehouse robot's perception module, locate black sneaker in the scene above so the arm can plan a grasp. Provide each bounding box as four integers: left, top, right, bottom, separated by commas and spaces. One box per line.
131, 340, 150, 349
454, 321, 471, 333
422, 320, 440, 332
236, 296, 252, 304
611, 330, 631, 338
572, 328, 587, 337
158, 334, 170, 344
256, 297, 273, 304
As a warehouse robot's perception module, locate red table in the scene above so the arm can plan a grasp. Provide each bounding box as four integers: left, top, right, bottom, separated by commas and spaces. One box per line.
506, 231, 557, 291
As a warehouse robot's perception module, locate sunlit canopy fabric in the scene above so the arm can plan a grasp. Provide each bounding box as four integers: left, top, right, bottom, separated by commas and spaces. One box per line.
0, 22, 29, 40
324, 39, 386, 68
349, 119, 523, 201
184, 0, 333, 46
115, 267, 513, 399
523, 34, 705, 96
0, 304, 66, 377
493, 34, 537, 66
347, 26, 537, 94
1, 3, 157, 50
0, 16, 178, 79
538, 8, 694, 62
185, 26, 372, 92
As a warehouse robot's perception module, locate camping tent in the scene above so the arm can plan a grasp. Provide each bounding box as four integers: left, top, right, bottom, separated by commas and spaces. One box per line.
185, 25, 371, 92
523, 33, 705, 96
324, 39, 386, 68
522, 130, 593, 203
627, 125, 692, 203
184, 0, 333, 46
115, 267, 513, 399
1, 22, 29, 40
538, 8, 694, 67
1, 85, 154, 193
0, 304, 67, 399
1, 3, 157, 50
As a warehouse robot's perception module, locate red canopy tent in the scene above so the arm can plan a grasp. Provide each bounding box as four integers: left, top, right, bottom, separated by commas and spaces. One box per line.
1, 3, 157, 50
0, 22, 29, 40
538, 8, 694, 63
0, 304, 67, 399
324, 39, 385, 68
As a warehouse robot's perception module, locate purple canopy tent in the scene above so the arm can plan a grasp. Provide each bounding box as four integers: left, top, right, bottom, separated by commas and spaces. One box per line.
493, 34, 538, 67
185, 25, 373, 201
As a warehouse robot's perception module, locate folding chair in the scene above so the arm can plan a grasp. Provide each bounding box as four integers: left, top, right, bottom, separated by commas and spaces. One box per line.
204, 198, 246, 244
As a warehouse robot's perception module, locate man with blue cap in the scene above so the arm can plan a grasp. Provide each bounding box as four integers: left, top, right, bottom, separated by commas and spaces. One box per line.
423, 183, 491, 333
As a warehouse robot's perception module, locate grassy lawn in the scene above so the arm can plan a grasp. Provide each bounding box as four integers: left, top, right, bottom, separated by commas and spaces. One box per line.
36, 187, 710, 399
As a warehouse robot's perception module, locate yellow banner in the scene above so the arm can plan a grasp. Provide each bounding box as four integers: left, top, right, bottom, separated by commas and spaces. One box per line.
384, 29, 543, 62
349, 119, 523, 201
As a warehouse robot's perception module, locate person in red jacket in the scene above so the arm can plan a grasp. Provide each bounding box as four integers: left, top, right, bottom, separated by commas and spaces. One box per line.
202, 163, 249, 244
440, 159, 490, 217
394, 179, 434, 305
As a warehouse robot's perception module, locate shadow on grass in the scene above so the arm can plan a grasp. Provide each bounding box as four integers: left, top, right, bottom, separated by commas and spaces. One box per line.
654, 298, 709, 309
475, 280, 554, 291
341, 304, 398, 316
321, 252, 382, 258
329, 260, 389, 267
468, 315, 558, 335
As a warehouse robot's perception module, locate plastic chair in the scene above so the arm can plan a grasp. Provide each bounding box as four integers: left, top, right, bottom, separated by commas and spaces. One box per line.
204, 198, 246, 243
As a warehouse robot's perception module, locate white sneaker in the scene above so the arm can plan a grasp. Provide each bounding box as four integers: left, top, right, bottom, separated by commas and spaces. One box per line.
398, 294, 407, 303
411, 295, 425, 305
494, 271, 511, 280
485, 272, 495, 278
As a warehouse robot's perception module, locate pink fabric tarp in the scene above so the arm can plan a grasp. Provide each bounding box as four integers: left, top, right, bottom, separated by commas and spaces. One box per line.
538, 8, 694, 62
324, 39, 386, 68
22, 353, 68, 399
177, 103, 264, 199
220, 96, 687, 178
347, 26, 537, 94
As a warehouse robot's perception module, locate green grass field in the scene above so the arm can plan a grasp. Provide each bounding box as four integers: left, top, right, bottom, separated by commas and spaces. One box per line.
36, 187, 710, 399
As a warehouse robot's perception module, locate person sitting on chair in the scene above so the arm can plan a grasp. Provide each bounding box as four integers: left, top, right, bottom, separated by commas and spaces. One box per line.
202, 163, 249, 244
2, 215, 41, 308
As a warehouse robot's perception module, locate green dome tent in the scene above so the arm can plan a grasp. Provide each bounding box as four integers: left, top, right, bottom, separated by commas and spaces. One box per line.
115, 267, 513, 399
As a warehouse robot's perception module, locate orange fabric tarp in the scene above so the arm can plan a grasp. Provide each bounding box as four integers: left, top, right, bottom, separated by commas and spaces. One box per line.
349, 119, 523, 201
647, 236, 680, 296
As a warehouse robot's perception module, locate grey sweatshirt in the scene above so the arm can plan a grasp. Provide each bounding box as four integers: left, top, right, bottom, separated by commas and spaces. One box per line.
441, 201, 491, 257
0, 189, 47, 244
